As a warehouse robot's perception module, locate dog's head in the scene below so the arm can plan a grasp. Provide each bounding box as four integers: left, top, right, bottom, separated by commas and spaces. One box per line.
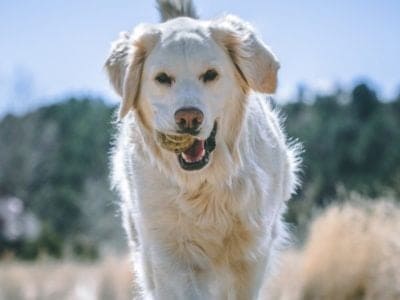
105, 15, 279, 174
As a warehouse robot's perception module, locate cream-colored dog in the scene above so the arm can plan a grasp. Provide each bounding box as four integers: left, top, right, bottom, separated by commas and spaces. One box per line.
106, 0, 300, 299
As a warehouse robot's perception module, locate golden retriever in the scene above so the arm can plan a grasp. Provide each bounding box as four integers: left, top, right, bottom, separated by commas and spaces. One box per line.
105, 0, 300, 299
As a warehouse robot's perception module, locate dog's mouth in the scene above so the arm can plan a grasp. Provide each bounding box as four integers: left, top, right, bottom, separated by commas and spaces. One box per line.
178, 122, 217, 171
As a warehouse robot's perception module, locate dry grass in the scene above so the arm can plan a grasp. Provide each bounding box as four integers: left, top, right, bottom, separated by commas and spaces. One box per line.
2, 199, 400, 300
0, 256, 138, 300
263, 199, 400, 300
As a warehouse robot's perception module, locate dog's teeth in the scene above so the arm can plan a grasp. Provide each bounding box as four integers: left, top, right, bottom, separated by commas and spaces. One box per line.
182, 153, 195, 163
182, 153, 190, 162
182, 149, 206, 163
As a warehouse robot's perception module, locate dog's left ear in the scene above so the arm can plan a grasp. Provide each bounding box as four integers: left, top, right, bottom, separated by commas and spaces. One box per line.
210, 15, 280, 93
105, 25, 160, 119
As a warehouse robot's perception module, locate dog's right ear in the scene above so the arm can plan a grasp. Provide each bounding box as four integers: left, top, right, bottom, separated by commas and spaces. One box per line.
210, 15, 280, 94
105, 25, 160, 119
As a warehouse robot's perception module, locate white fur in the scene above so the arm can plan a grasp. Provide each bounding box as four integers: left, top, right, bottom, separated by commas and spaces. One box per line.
106, 2, 300, 299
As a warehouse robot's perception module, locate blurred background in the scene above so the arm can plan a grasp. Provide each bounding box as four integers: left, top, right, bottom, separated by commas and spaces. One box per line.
0, 0, 399, 299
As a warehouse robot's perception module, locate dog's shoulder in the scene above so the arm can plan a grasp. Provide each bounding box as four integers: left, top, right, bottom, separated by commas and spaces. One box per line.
242, 93, 287, 161
111, 116, 146, 192
243, 92, 301, 200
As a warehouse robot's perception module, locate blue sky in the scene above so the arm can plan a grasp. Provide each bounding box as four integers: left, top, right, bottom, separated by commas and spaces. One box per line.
0, 0, 399, 116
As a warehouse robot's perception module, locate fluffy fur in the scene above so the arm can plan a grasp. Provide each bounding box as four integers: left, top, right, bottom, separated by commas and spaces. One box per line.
263, 200, 400, 300
105, 1, 300, 299
157, 0, 198, 22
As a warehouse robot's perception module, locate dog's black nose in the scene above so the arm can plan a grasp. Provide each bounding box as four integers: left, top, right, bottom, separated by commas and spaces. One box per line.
175, 107, 204, 133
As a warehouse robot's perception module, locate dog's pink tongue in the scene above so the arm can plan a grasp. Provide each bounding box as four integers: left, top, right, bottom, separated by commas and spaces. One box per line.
183, 139, 205, 161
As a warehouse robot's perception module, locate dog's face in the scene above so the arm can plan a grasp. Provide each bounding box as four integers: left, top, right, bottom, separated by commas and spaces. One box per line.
106, 16, 279, 172
140, 20, 238, 171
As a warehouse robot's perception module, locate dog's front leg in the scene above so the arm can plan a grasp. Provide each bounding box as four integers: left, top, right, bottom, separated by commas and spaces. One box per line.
148, 258, 211, 300
218, 255, 268, 300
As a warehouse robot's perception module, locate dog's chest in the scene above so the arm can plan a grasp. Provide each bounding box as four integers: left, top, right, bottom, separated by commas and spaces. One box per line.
140, 181, 266, 268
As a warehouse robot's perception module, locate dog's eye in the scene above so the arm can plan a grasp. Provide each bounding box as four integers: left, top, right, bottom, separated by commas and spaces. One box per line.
155, 72, 173, 85
201, 69, 218, 83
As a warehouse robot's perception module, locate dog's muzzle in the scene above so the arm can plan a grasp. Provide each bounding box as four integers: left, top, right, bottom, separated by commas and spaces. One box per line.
156, 122, 217, 171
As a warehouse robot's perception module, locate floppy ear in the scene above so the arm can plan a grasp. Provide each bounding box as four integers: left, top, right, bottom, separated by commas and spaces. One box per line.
105, 25, 160, 119
210, 15, 280, 93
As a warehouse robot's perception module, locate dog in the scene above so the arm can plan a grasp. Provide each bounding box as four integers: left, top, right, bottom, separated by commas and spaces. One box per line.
105, 0, 300, 299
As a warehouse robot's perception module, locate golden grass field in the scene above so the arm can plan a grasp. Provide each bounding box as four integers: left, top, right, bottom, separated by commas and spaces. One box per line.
264, 200, 400, 300
1, 199, 399, 300
0, 256, 138, 300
